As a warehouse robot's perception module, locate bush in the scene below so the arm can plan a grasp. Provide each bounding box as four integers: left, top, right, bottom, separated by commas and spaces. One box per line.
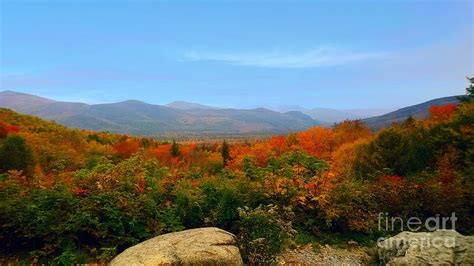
198, 179, 244, 229
236, 205, 296, 264
175, 183, 204, 228
0, 135, 34, 176
0, 182, 78, 260
0, 164, 183, 263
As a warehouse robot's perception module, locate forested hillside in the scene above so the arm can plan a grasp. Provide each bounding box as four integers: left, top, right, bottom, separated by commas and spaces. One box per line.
0, 90, 472, 264
363, 96, 461, 130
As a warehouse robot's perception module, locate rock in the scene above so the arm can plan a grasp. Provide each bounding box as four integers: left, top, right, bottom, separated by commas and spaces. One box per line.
378, 230, 474, 265
110, 227, 243, 266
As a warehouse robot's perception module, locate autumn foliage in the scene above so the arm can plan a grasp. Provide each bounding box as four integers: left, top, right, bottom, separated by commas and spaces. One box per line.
113, 137, 141, 158
0, 96, 473, 264
429, 103, 457, 121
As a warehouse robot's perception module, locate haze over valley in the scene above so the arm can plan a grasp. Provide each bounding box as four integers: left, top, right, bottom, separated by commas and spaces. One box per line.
0, 90, 462, 136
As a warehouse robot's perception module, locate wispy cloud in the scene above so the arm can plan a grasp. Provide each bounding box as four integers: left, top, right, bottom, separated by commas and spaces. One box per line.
182, 46, 388, 68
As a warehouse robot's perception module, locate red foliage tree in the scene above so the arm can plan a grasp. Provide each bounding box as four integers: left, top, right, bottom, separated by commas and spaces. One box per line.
113, 138, 140, 158
6, 125, 20, 134
0, 122, 19, 138
429, 104, 457, 121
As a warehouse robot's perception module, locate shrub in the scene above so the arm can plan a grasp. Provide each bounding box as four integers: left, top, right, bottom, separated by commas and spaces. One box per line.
175, 183, 204, 228
200, 179, 244, 229
0, 183, 78, 260
0, 135, 35, 176
236, 205, 296, 264
243, 156, 263, 181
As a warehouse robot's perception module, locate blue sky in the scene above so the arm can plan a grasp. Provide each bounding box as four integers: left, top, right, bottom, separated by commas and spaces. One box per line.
0, 0, 472, 109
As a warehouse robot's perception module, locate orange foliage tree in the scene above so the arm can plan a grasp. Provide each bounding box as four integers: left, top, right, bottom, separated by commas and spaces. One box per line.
332, 120, 372, 147
296, 127, 334, 159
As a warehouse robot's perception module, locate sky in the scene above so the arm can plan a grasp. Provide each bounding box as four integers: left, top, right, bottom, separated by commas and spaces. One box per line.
0, 0, 473, 109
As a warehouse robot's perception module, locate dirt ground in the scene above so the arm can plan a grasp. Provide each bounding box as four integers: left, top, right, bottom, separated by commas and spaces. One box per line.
277, 243, 376, 265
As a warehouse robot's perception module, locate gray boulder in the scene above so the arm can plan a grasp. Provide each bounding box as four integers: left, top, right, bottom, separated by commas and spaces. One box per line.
378, 230, 474, 265
110, 227, 243, 266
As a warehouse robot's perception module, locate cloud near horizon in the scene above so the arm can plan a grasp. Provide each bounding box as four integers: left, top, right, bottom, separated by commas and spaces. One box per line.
183, 47, 389, 68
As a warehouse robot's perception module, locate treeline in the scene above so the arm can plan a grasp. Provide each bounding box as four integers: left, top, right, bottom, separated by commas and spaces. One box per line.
0, 89, 472, 264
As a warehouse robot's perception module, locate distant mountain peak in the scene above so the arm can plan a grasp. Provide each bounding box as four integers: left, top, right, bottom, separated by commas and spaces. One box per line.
116, 99, 147, 105
0, 90, 56, 113
166, 101, 216, 110
0, 90, 17, 94
0, 90, 50, 99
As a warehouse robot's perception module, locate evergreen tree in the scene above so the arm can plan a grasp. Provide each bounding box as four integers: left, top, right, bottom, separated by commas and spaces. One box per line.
0, 135, 34, 176
221, 140, 231, 166
459, 76, 474, 103
170, 140, 180, 157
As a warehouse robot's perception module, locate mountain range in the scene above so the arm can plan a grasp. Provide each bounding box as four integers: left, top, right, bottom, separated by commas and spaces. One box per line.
0, 90, 461, 136
268, 105, 395, 124
0, 90, 317, 136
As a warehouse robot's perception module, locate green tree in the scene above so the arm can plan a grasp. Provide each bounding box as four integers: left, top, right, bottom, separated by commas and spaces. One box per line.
220, 140, 231, 166
459, 76, 474, 103
0, 135, 34, 176
170, 140, 180, 157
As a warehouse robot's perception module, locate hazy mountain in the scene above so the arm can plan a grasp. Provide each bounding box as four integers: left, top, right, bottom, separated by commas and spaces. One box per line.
270, 105, 392, 124
302, 108, 358, 124
343, 108, 396, 118
0, 91, 318, 136
269, 105, 308, 113
166, 101, 216, 110
363, 96, 461, 130
0, 90, 55, 113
